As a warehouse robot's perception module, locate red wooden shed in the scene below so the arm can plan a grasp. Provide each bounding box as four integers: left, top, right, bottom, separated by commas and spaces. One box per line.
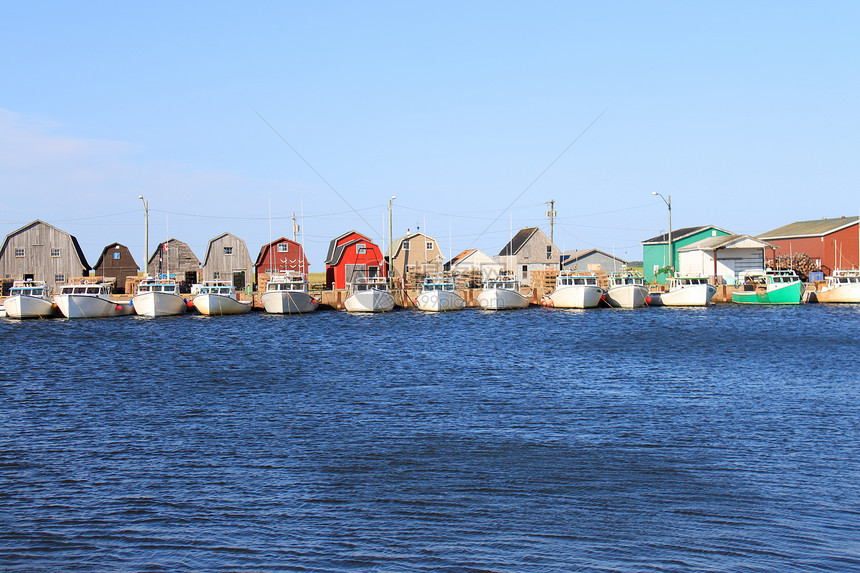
758, 216, 859, 275
254, 237, 310, 283
324, 230, 387, 289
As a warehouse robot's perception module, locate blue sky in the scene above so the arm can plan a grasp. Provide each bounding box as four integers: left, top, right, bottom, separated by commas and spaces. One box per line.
2, 2, 859, 269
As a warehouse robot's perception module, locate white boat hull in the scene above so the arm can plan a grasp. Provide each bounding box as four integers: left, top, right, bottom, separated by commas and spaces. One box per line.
3, 295, 56, 319
650, 284, 716, 307
193, 294, 252, 316
55, 295, 134, 319
261, 291, 319, 314
477, 288, 529, 310
344, 290, 395, 313
815, 284, 860, 303
548, 285, 603, 309
416, 290, 465, 312
605, 285, 649, 308
132, 292, 188, 317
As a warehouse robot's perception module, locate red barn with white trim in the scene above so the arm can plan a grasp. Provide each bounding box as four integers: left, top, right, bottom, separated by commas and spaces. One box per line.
254, 237, 310, 283
324, 230, 387, 289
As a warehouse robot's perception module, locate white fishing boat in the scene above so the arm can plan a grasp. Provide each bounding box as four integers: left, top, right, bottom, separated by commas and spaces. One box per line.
132, 277, 188, 317
55, 282, 135, 319
261, 271, 319, 314
3, 280, 56, 319
192, 280, 252, 316
604, 271, 649, 308
416, 276, 465, 312
650, 276, 717, 307
546, 271, 603, 309
344, 276, 395, 313
812, 269, 860, 303
477, 275, 529, 310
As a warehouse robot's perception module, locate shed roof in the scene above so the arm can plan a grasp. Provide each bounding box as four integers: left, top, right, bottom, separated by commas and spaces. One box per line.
386, 232, 436, 257
0, 219, 91, 270
202, 232, 250, 267
678, 234, 774, 252
146, 238, 200, 267
641, 225, 732, 245
561, 248, 626, 264
757, 216, 859, 239
93, 242, 139, 270
497, 227, 538, 257
325, 230, 375, 265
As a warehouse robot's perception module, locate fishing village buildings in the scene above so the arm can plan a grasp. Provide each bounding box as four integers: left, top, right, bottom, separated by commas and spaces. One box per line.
387, 231, 445, 282
0, 220, 91, 291
324, 231, 386, 289
92, 243, 139, 293
758, 216, 860, 275
146, 239, 200, 290
497, 227, 561, 284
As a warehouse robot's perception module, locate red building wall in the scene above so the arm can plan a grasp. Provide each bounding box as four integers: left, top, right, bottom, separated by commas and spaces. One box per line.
326, 232, 387, 289
765, 225, 860, 274
255, 238, 310, 276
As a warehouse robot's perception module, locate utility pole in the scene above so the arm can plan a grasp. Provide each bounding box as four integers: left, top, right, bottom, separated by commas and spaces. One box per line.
138, 195, 149, 276
546, 199, 557, 244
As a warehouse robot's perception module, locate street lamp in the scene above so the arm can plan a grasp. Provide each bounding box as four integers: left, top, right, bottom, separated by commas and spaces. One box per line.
388, 196, 396, 286
138, 195, 149, 277
652, 192, 672, 273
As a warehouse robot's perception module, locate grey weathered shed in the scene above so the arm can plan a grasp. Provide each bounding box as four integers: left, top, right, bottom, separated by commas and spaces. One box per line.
0, 220, 90, 291
200, 232, 254, 290
146, 238, 200, 288
497, 227, 561, 284
561, 249, 627, 272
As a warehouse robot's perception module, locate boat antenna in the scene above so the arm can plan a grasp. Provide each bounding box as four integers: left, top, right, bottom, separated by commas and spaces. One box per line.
300, 196, 305, 279
268, 195, 273, 277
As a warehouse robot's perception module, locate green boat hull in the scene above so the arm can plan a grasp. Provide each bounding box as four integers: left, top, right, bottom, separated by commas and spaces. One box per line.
732, 282, 802, 305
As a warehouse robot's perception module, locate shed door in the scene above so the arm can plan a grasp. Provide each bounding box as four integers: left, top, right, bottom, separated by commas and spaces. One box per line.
233, 271, 245, 290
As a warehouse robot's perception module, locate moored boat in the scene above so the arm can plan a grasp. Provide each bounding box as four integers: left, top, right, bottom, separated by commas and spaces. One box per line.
261, 271, 319, 314
55, 282, 134, 319
132, 277, 188, 317
416, 276, 465, 312
3, 280, 56, 319
604, 271, 649, 308
547, 271, 603, 309
731, 269, 802, 305
192, 280, 252, 316
344, 276, 395, 313
650, 276, 717, 307
477, 275, 529, 310
813, 269, 860, 303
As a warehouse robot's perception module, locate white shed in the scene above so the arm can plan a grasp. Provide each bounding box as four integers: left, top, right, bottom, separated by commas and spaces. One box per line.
444, 249, 504, 280
678, 234, 774, 284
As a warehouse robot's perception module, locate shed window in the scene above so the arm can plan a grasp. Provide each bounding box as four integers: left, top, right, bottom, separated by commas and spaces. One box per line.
113, 252, 121, 259
426, 241, 433, 251
356, 243, 367, 254
278, 243, 289, 253
51, 248, 61, 257
403, 241, 410, 251
546, 245, 552, 259
14, 248, 24, 257
55, 274, 65, 283
522, 265, 528, 280
223, 246, 233, 255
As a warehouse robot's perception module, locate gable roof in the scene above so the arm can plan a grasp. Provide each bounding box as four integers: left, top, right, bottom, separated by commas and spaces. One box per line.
0, 219, 91, 270
641, 225, 732, 245
447, 249, 477, 267
678, 234, 774, 252
146, 238, 199, 266
387, 232, 437, 257
497, 227, 539, 257
202, 232, 250, 267
561, 248, 626, 264
93, 242, 139, 270
757, 216, 859, 240
325, 230, 374, 264
326, 238, 382, 267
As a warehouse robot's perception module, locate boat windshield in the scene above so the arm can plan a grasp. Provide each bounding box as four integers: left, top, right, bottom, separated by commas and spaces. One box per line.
11, 287, 45, 296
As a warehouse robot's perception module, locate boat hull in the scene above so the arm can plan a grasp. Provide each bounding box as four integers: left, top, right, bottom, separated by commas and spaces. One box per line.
605, 285, 649, 308
261, 291, 319, 314
193, 294, 252, 316
416, 290, 465, 312
732, 282, 802, 305
132, 292, 188, 317
3, 295, 56, 319
55, 295, 134, 319
477, 288, 529, 310
815, 284, 860, 303
650, 284, 716, 307
344, 290, 395, 313
548, 285, 603, 309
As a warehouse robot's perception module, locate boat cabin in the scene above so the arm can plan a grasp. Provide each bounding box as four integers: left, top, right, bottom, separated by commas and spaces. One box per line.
609, 272, 645, 287
10, 280, 49, 297
421, 277, 457, 292
60, 284, 111, 297
137, 278, 180, 295
195, 281, 235, 295
668, 276, 710, 287
350, 277, 389, 292
828, 270, 860, 286
556, 272, 599, 287
484, 277, 521, 291
266, 273, 308, 292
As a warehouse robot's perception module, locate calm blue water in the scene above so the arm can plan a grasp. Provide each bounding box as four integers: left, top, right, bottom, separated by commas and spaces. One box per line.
1, 305, 859, 571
